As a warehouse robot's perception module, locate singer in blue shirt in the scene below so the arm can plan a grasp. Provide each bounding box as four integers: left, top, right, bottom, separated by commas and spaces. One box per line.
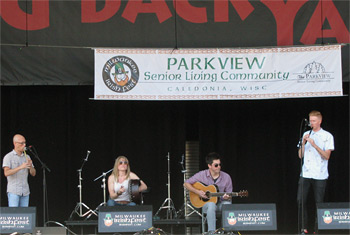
297, 110, 334, 234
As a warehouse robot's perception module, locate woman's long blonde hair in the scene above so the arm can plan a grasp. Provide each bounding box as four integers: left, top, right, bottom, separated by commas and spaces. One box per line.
112, 156, 131, 181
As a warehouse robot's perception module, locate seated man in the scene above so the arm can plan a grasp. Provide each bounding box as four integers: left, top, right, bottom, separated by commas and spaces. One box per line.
184, 152, 232, 234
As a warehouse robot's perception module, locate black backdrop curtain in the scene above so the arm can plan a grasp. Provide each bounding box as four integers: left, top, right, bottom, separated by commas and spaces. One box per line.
1, 85, 349, 233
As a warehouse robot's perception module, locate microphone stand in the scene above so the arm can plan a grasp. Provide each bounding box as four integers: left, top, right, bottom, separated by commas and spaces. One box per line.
70, 151, 97, 220
154, 153, 177, 219
297, 119, 309, 235
177, 154, 202, 219
88, 168, 113, 217
28, 146, 51, 227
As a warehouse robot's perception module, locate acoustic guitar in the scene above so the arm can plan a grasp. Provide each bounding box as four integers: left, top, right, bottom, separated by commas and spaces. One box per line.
189, 182, 248, 208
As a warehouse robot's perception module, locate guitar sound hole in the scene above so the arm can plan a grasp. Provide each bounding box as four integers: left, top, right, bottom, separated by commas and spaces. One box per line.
201, 198, 209, 202
200, 191, 210, 202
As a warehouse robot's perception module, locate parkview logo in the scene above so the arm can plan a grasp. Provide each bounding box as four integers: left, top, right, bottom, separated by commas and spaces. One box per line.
297, 61, 333, 82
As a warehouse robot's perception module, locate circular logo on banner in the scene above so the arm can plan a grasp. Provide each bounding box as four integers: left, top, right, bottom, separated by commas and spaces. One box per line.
102, 56, 139, 93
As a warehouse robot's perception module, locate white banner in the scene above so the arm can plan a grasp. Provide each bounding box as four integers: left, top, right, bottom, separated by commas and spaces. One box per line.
94, 45, 343, 100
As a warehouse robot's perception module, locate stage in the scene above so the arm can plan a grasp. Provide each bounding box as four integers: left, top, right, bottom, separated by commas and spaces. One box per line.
62, 219, 349, 235
64, 218, 202, 234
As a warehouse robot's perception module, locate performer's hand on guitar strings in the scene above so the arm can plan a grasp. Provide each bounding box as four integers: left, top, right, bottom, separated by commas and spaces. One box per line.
198, 190, 208, 199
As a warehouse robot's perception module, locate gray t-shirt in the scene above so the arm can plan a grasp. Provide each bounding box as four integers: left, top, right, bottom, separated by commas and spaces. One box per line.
2, 150, 33, 196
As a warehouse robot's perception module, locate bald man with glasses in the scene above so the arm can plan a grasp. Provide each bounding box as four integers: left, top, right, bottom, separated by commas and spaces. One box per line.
2, 134, 36, 207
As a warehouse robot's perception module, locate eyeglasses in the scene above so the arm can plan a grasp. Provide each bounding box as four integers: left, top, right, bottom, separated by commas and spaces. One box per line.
213, 163, 221, 168
16, 142, 26, 145
119, 161, 128, 165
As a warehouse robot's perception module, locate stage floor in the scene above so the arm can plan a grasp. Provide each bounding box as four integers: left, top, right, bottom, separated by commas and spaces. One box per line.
63, 219, 349, 235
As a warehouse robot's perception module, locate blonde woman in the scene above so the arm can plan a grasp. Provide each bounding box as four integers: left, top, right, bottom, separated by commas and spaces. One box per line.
107, 156, 147, 206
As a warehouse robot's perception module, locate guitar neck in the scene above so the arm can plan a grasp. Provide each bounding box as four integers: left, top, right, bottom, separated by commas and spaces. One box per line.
209, 192, 240, 197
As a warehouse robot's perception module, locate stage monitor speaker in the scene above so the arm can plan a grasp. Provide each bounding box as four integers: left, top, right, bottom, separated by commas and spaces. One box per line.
222, 203, 277, 231
0, 207, 36, 234
98, 205, 153, 233
34, 226, 66, 234
317, 202, 350, 230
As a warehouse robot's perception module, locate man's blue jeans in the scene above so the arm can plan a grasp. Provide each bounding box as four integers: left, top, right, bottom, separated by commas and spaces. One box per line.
203, 200, 231, 232
8, 193, 29, 207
